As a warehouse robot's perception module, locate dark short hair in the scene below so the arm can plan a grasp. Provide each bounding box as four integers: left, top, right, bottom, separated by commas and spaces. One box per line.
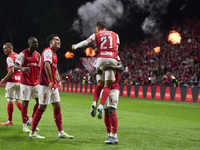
28, 36, 37, 43
47, 34, 58, 45
4, 42, 13, 49
96, 20, 107, 29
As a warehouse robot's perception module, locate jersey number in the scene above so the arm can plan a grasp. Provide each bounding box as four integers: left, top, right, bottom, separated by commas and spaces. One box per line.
100, 36, 113, 49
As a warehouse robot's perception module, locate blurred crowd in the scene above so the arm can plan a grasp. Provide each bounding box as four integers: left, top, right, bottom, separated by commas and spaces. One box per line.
61, 16, 200, 88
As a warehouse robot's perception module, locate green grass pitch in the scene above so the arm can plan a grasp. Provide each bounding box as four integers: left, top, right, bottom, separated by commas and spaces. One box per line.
1, 87, 200, 150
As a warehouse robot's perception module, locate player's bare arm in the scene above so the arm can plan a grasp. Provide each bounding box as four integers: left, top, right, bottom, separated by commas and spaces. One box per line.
103, 61, 124, 72
55, 68, 62, 91
44, 61, 53, 92
91, 67, 102, 78
72, 34, 95, 50
0, 67, 14, 86
14, 63, 30, 74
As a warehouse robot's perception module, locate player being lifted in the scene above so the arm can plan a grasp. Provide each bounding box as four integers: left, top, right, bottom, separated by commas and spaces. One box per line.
72, 20, 120, 119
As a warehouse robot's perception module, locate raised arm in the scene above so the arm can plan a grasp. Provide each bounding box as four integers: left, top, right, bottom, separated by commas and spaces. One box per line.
72, 34, 95, 50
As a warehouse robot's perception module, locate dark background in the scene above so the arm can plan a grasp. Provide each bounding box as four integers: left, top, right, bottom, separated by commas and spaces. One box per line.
0, 0, 199, 79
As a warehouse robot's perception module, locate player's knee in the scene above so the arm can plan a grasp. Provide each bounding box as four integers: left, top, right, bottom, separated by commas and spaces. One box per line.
104, 108, 109, 114
52, 102, 61, 110
35, 98, 39, 104
7, 98, 13, 103
39, 104, 47, 110
22, 100, 29, 107
108, 107, 116, 114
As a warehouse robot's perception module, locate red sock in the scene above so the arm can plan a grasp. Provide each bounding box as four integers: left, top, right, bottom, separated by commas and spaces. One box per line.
16, 102, 22, 111
110, 112, 118, 133
100, 87, 110, 105
7, 103, 14, 122
31, 104, 38, 118
31, 108, 45, 132
93, 85, 103, 102
21, 105, 28, 124
54, 109, 63, 132
104, 114, 111, 133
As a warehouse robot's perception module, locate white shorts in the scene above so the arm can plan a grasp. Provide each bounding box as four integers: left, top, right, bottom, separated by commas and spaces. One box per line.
96, 58, 117, 82
100, 89, 119, 109
5, 82, 21, 100
96, 70, 105, 82
39, 85, 60, 105
20, 84, 39, 100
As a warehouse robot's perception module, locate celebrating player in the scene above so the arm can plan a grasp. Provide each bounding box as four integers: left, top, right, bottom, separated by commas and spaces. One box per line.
91, 57, 123, 144
0, 43, 23, 126
72, 20, 120, 119
29, 34, 73, 139
14, 37, 40, 132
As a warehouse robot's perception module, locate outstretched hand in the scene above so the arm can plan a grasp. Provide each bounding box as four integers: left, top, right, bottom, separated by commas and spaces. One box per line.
71, 44, 75, 50
22, 67, 31, 74
48, 82, 53, 93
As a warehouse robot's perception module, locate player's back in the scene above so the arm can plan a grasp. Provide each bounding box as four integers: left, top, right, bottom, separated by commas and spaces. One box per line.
95, 30, 119, 60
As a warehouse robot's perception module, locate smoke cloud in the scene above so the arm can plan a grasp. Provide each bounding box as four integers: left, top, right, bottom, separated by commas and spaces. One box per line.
72, 0, 190, 37
72, 0, 124, 38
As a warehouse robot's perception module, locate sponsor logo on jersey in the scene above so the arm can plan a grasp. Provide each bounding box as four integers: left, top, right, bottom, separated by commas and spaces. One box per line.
27, 63, 38, 66
100, 51, 113, 56
26, 57, 31, 61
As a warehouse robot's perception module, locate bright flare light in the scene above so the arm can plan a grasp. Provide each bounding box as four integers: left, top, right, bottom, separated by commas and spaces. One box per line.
168, 30, 181, 44
84, 47, 96, 57
65, 51, 74, 58
153, 46, 161, 53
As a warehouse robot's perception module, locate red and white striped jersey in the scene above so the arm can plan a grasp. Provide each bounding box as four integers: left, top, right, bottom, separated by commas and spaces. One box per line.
15, 48, 40, 86
6, 52, 21, 83
87, 30, 120, 60
39, 47, 58, 89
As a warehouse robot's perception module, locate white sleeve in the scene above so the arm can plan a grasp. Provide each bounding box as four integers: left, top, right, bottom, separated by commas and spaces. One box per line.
38, 56, 41, 67
43, 49, 52, 64
6, 57, 14, 68
74, 33, 96, 49
117, 34, 120, 50
117, 55, 121, 61
15, 53, 25, 65
74, 40, 89, 49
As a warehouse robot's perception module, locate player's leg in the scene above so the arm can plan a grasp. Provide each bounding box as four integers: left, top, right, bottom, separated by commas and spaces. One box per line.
1, 82, 15, 125
97, 70, 116, 118
51, 88, 73, 139
0, 99, 14, 126
14, 99, 22, 111
28, 85, 39, 125
91, 78, 104, 117
108, 107, 118, 144
29, 85, 47, 139
29, 104, 46, 139
105, 89, 119, 144
20, 84, 31, 132
14, 83, 22, 112
103, 101, 112, 144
